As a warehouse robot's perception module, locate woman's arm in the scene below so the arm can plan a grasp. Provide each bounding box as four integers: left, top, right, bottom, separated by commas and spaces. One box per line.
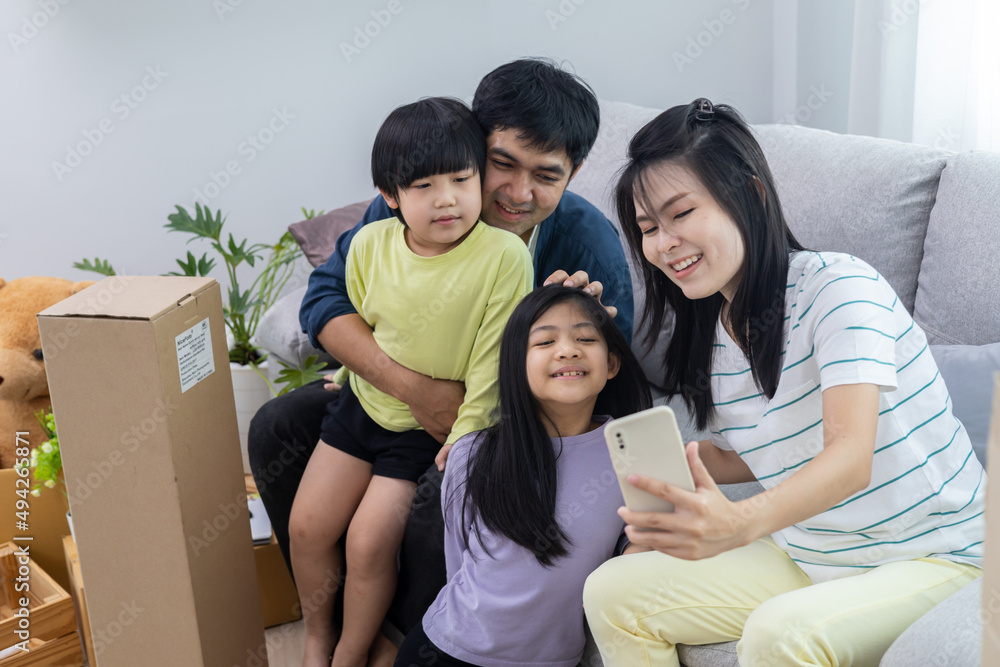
697, 440, 756, 484
620, 383, 879, 560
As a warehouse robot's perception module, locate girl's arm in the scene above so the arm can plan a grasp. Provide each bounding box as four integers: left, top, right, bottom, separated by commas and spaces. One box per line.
620, 383, 879, 560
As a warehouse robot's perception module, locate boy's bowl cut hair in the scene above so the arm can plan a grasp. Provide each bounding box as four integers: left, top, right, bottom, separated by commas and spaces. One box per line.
473, 58, 599, 172
371, 97, 487, 204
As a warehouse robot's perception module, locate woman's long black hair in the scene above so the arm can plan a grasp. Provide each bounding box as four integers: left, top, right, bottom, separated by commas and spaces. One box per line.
461, 285, 652, 566
615, 99, 804, 431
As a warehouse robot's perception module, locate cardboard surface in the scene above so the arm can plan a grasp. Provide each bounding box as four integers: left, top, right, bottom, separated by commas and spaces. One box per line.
39, 276, 215, 321
63, 536, 96, 667
38, 276, 267, 667
982, 374, 1000, 667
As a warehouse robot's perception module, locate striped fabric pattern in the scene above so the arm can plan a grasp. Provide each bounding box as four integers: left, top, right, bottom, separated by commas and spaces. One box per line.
710, 252, 984, 583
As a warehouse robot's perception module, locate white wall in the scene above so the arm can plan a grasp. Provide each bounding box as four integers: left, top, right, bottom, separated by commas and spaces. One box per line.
2, 0, 788, 285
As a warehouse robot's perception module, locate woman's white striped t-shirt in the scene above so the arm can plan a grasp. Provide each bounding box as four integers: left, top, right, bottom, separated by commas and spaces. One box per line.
710, 251, 984, 583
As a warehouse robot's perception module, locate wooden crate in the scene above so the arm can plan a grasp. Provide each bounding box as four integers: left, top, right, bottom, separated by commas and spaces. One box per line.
0, 541, 82, 667
0, 634, 82, 667
62, 536, 95, 667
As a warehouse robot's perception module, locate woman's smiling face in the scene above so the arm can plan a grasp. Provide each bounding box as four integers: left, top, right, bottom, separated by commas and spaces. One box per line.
634, 162, 746, 303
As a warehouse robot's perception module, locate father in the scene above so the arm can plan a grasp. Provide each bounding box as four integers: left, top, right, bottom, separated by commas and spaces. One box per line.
249, 57, 633, 632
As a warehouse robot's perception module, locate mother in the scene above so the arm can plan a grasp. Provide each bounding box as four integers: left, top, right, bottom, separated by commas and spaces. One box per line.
582, 99, 984, 666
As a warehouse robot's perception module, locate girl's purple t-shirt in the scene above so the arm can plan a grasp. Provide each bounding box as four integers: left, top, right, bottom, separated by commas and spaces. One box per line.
422, 417, 625, 666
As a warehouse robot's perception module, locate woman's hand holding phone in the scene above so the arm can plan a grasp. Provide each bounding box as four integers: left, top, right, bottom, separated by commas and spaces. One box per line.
620, 441, 754, 560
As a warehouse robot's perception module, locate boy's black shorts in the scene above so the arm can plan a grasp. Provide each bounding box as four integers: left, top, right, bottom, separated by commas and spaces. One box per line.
319, 380, 440, 483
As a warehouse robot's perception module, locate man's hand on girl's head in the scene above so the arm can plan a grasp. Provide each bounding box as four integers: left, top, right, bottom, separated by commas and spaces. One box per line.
542, 269, 618, 319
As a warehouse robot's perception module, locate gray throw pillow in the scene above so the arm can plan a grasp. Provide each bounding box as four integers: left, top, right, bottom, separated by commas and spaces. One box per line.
929, 342, 1000, 466
288, 199, 375, 267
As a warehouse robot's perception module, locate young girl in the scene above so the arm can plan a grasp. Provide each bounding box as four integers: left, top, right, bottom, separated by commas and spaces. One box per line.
290, 98, 532, 667
583, 99, 984, 666
394, 285, 652, 666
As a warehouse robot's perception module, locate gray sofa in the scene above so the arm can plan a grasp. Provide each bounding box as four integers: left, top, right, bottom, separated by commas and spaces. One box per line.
258, 100, 1000, 666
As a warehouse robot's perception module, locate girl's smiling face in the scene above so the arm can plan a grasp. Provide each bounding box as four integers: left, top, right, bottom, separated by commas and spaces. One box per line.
526, 302, 620, 424
635, 162, 746, 303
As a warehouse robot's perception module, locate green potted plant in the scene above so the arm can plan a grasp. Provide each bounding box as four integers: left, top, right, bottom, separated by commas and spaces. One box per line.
76, 204, 327, 391
15, 408, 75, 538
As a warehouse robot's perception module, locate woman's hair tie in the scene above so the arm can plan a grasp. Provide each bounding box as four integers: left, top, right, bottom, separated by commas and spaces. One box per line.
693, 98, 715, 121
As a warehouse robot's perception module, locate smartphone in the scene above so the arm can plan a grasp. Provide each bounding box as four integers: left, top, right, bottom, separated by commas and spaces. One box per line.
604, 405, 695, 514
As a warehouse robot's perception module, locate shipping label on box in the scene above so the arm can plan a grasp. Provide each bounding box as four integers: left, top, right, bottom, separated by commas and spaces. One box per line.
37, 276, 267, 667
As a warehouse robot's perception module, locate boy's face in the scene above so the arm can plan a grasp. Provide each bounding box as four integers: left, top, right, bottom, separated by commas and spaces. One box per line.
480, 129, 581, 243
381, 168, 482, 257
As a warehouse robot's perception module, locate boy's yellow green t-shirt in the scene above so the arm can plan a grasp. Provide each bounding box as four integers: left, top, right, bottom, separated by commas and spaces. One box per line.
331, 218, 533, 445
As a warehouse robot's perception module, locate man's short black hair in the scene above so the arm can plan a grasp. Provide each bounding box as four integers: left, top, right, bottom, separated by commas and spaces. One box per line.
371, 97, 487, 201
472, 58, 600, 172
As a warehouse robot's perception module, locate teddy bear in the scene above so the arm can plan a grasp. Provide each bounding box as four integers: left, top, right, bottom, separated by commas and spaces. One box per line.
0, 276, 93, 468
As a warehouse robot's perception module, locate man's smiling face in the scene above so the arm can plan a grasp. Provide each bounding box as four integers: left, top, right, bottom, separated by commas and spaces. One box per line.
479, 128, 580, 242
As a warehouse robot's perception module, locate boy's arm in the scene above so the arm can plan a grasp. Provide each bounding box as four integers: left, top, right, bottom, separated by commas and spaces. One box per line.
300, 196, 464, 441
435, 243, 534, 468
317, 314, 464, 443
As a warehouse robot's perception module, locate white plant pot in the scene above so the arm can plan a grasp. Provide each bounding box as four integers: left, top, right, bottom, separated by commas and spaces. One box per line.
230, 361, 272, 475
66, 510, 76, 543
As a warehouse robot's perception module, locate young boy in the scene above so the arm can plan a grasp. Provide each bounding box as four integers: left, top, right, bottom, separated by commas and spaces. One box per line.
289, 97, 533, 667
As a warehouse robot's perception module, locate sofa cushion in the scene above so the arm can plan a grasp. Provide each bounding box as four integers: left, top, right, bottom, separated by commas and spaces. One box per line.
288, 199, 374, 268
570, 99, 659, 224
570, 100, 668, 382
754, 124, 948, 314
930, 342, 1000, 466
256, 284, 333, 367
879, 578, 981, 667
915, 150, 1000, 345
678, 641, 739, 667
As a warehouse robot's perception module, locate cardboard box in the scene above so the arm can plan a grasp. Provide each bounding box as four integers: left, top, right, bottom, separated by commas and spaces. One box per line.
245, 477, 301, 628
254, 537, 302, 630
982, 374, 1000, 665
37, 276, 267, 667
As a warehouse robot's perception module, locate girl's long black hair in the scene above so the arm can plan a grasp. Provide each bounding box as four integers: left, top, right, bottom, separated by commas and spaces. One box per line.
461, 286, 652, 566
615, 99, 805, 430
